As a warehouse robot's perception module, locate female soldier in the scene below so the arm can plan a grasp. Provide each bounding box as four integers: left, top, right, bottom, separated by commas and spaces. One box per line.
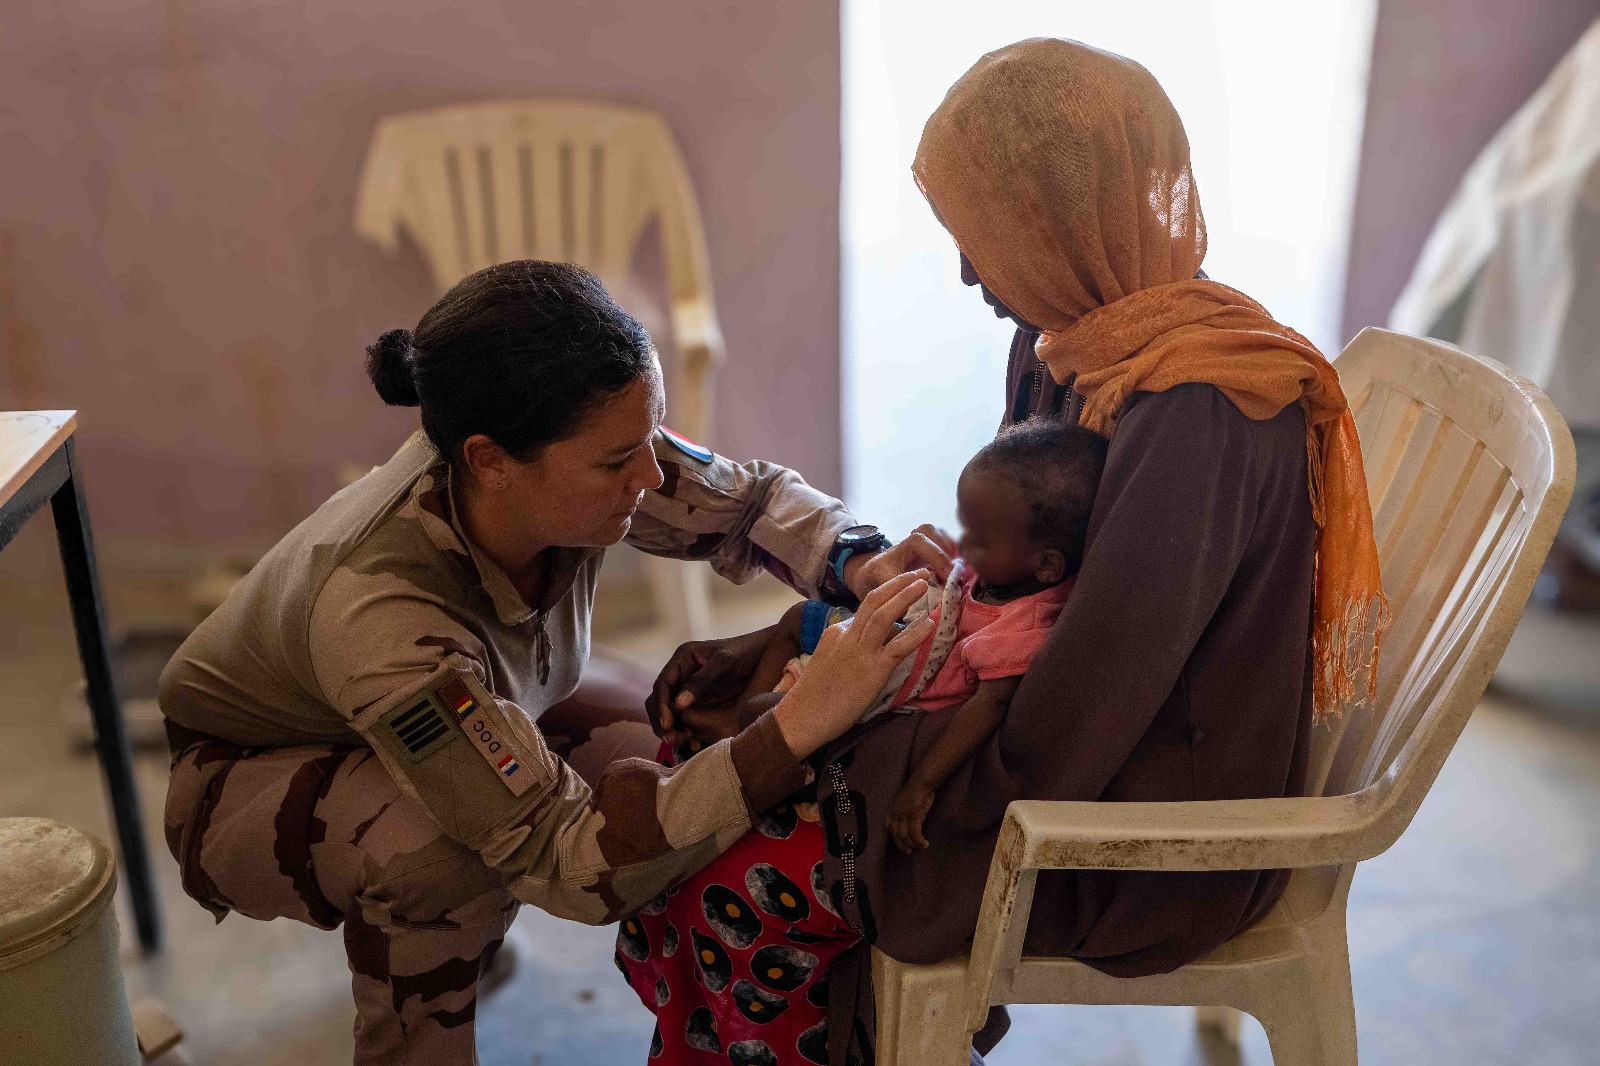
157, 260, 944, 1065
642, 38, 1386, 1064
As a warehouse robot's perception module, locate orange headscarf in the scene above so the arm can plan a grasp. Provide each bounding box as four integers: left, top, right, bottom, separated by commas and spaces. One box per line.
913, 38, 1387, 719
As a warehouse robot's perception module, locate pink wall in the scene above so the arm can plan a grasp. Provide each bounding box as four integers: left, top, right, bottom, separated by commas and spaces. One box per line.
0, 1, 841, 573
1341, 0, 1600, 340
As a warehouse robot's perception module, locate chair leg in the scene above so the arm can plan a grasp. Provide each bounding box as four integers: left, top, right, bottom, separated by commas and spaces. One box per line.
643, 555, 714, 643
1195, 1004, 1242, 1044
1247, 943, 1358, 1066
872, 952, 973, 1066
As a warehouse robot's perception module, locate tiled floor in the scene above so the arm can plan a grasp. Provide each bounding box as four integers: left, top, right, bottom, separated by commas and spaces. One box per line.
3, 554, 1599, 1064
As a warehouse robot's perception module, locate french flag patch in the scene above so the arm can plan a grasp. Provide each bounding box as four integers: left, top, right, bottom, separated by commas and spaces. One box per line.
660, 427, 713, 464
497, 753, 520, 776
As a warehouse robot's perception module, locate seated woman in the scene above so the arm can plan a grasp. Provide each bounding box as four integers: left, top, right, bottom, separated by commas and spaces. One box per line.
156, 260, 946, 1065
636, 38, 1386, 1065
617, 420, 1107, 1058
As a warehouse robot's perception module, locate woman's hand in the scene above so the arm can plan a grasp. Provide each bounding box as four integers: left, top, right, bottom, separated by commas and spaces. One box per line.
669, 692, 784, 757
773, 571, 937, 758
649, 626, 774, 734
844, 524, 958, 599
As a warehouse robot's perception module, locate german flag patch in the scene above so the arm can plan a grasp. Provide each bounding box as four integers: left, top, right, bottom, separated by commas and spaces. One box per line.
435, 673, 539, 798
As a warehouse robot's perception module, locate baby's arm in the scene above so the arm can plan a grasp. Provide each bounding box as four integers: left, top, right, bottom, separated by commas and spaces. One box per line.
739, 599, 808, 700
888, 675, 1023, 852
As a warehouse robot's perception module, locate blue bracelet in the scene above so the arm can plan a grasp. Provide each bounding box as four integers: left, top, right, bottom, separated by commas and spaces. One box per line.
798, 600, 853, 654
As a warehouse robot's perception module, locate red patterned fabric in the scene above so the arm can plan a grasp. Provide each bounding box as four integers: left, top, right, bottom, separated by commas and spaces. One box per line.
619, 749, 859, 1064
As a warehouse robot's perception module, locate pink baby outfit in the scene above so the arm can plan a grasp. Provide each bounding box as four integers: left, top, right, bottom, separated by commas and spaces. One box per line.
892, 564, 1074, 711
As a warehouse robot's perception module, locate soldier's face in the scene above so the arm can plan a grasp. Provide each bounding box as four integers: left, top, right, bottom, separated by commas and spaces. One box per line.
510, 363, 666, 546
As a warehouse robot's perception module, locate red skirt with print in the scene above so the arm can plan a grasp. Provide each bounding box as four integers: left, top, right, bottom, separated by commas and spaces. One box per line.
617, 748, 859, 1064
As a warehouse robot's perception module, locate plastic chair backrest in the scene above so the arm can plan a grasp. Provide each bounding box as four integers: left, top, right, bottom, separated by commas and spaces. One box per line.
355, 98, 710, 295
1309, 329, 1574, 805
353, 99, 724, 440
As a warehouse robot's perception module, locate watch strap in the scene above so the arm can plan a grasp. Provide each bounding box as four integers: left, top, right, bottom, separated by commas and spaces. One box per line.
820, 529, 891, 608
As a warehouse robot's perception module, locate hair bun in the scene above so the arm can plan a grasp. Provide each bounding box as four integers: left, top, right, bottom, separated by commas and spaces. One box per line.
365, 328, 420, 407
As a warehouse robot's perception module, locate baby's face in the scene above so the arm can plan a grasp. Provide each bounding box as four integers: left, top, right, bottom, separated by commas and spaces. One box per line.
955, 468, 1045, 586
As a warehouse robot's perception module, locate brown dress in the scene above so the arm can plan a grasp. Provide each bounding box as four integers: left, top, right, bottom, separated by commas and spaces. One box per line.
821, 328, 1316, 1048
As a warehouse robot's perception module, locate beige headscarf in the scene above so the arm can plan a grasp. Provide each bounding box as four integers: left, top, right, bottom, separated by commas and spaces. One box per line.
914, 38, 1388, 719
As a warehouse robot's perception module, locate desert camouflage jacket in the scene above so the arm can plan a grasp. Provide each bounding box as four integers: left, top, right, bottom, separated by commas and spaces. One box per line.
160, 428, 857, 921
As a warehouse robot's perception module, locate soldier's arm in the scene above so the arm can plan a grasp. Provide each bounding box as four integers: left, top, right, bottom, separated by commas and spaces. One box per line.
308, 570, 807, 923
625, 429, 859, 598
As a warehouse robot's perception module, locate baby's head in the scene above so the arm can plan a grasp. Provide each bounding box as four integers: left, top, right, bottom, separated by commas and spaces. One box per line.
956, 418, 1109, 590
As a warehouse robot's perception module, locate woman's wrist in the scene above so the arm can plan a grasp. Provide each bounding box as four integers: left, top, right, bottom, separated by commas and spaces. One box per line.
737, 691, 783, 730
777, 600, 809, 641
771, 679, 835, 760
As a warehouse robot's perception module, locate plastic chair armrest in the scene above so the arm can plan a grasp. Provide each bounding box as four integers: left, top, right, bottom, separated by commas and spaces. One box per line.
1004, 789, 1399, 873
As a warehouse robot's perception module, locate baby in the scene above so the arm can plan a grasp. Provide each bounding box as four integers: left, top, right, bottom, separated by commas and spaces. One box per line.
739, 417, 1109, 852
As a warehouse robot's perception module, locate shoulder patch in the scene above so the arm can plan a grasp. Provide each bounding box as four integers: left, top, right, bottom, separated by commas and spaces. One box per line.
660, 427, 714, 464
435, 673, 540, 797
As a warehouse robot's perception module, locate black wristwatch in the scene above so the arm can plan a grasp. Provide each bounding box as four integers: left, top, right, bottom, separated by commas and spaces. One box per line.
820, 525, 892, 608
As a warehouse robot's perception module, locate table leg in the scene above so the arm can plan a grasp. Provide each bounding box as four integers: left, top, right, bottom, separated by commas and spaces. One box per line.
49, 438, 162, 952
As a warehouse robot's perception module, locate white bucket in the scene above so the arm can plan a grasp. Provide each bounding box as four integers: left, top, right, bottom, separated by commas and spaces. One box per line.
0, 817, 140, 1065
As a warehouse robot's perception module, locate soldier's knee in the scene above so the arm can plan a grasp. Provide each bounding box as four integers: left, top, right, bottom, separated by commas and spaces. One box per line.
356, 802, 514, 929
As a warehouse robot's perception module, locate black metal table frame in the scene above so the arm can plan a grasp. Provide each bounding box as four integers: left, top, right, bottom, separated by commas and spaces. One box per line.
0, 436, 161, 951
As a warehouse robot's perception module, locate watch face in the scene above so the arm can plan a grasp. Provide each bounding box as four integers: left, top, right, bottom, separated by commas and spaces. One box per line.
840, 525, 880, 544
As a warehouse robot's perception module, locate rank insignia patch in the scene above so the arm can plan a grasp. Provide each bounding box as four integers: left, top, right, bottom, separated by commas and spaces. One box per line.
384, 697, 455, 763
660, 427, 713, 464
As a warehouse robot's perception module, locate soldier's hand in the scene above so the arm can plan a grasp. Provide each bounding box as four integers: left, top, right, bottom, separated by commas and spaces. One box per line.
774, 571, 936, 758
845, 524, 957, 598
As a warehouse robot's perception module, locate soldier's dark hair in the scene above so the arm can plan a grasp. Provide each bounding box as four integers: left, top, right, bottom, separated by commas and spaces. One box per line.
365, 260, 654, 464
968, 417, 1109, 575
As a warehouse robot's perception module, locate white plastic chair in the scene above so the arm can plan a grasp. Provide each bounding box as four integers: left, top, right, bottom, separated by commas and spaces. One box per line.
872, 328, 1576, 1065
354, 98, 723, 640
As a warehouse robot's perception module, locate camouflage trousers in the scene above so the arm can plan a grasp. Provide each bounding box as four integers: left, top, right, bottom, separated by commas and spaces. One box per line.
163, 667, 660, 1065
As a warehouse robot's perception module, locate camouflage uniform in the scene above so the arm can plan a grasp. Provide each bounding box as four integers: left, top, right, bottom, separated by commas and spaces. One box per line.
159, 429, 855, 1065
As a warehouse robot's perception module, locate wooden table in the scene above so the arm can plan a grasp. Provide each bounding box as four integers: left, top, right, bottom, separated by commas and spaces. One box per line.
1, 411, 160, 951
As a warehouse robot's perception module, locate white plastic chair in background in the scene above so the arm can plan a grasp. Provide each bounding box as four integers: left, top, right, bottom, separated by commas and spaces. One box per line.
354, 99, 724, 641
872, 328, 1576, 1065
